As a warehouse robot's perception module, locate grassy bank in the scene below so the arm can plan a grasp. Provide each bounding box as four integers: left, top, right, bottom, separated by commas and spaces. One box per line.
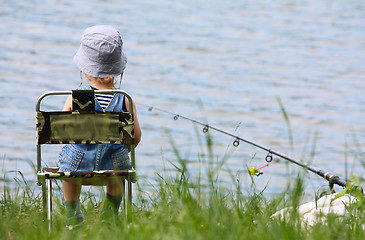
2, 171, 364, 239
1, 136, 364, 240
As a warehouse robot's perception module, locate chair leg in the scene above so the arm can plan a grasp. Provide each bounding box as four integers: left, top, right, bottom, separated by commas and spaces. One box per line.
47, 179, 53, 232
121, 179, 125, 211
127, 176, 132, 221
128, 176, 132, 204
41, 177, 47, 221
120, 179, 126, 222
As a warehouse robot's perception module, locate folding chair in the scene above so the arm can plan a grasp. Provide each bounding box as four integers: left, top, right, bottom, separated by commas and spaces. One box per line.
36, 89, 136, 230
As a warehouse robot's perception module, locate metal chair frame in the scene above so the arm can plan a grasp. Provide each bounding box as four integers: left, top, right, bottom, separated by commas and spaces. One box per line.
36, 90, 136, 231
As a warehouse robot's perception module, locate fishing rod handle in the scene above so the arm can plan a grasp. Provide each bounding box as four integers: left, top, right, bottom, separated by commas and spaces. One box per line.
317, 170, 347, 188
331, 176, 347, 188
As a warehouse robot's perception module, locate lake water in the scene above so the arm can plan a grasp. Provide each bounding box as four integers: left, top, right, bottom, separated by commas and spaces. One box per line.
1, 0, 364, 197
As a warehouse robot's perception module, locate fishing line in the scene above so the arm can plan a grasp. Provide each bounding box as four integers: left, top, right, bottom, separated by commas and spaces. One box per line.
138, 103, 352, 190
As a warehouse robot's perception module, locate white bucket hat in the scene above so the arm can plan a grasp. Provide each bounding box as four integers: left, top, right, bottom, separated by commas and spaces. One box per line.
73, 25, 127, 78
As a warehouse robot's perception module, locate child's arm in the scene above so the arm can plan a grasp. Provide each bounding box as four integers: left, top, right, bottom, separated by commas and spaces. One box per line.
125, 97, 142, 147
63, 95, 72, 111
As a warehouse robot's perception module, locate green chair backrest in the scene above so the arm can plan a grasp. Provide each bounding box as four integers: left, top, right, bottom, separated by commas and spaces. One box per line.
36, 90, 135, 173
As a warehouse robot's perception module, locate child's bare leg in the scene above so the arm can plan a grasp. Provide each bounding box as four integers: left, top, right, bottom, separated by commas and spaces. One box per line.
63, 180, 81, 201
63, 181, 83, 227
107, 182, 123, 196
104, 182, 124, 220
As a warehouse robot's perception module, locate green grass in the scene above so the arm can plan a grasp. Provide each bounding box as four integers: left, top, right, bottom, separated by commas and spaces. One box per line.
1, 135, 365, 240
1, 169, 364, 240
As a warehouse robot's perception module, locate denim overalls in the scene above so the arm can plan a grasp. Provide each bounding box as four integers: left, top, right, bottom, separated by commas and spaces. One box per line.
58, 85, 130, 172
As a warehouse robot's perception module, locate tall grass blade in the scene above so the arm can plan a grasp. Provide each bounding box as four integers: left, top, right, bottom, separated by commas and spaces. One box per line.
277, 97, 294, 153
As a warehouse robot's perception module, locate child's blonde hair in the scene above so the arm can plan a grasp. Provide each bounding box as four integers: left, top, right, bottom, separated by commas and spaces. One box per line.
86, 74, 115, 87
93, 76, 114, 85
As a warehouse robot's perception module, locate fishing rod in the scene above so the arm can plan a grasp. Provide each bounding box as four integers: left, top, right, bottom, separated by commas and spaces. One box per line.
138, 103, 350, 190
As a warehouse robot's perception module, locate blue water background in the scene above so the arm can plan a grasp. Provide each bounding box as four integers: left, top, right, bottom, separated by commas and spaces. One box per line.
0, 0, 364, 196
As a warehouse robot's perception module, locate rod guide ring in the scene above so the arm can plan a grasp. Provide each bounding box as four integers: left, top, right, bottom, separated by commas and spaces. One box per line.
266, 151, 273, 163
233, 138, 240, 147
203, 126, 209, 133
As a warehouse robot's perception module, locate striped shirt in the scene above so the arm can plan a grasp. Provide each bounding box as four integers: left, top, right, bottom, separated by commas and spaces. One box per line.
91, 87, 113, 110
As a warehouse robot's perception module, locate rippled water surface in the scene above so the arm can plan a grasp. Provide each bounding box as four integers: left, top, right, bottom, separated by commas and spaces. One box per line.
1, 0, 364, 195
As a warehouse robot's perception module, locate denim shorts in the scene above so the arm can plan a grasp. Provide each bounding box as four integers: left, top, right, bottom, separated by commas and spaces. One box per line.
58, 144, 130, 172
